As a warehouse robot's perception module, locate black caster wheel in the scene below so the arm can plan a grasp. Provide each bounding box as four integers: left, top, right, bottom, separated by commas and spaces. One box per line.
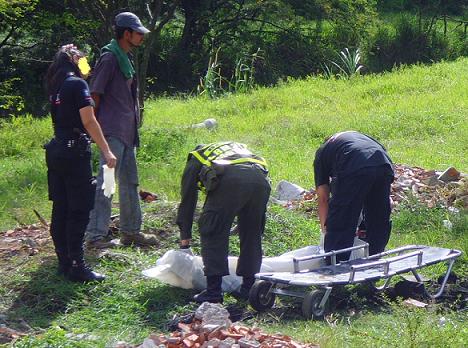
302, 289, 329, 320
248, 280, 276, 312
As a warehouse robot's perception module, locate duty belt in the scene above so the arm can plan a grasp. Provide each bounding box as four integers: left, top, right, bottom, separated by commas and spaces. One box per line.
54, 138, 79, 148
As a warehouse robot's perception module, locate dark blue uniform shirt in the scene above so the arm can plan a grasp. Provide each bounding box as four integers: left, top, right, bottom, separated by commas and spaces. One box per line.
50, 75, 94, 139
314, 131, 394, 188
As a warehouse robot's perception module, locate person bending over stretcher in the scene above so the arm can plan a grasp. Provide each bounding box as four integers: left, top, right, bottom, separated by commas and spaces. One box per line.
314, 131, 394, 262
176, 142, 271, 303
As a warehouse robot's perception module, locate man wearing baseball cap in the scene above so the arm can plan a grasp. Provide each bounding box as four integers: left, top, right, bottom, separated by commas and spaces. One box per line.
85, 12, 156, 248
115, 12, 150, 34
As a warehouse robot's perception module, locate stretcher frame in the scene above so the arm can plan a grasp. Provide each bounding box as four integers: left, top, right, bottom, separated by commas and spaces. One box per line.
248, 244, 462, 319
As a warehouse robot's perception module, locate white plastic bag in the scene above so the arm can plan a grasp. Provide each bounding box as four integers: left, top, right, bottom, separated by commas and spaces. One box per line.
142, 246, 324, 292
142, 250, 206, 290
142, 240, 366, 292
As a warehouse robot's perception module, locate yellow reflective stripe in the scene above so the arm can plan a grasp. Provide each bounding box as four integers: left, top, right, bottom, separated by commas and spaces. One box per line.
228, 157, 268, 168
203, 142, 229, 157
191, 142, 267, 169
190, 150, 212, 166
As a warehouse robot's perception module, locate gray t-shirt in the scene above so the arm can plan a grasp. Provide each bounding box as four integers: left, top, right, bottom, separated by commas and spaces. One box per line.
90, 52, 140, 147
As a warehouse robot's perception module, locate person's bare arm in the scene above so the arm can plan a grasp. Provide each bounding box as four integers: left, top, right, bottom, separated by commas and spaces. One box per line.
316, 184, 330, 232
91, 93, 101, 113
79, 105, 116, 168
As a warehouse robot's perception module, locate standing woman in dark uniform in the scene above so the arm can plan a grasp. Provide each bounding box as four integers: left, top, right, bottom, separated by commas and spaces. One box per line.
44, 44, 117, 282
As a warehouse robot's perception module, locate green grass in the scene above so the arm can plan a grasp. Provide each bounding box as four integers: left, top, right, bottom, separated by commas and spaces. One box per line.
0, 58, 467, 347
1, 58, 467, 227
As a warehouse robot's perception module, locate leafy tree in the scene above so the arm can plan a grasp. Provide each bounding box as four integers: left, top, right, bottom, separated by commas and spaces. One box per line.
0, 0, 39, 116
64, 0, 178, 106
0, 0, 38, 49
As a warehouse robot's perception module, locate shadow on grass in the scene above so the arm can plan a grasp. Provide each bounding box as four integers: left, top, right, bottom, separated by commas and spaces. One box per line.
5, 256, 80, 329
136, 284, 197, 331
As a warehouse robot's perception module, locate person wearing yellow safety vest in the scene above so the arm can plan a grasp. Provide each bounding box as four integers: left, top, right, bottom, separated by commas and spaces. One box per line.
176, 142, 271, 303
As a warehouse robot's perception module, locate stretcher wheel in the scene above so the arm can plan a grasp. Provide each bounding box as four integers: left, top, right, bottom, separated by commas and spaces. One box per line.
302, 289, 328, 320
249, 280, 276, 312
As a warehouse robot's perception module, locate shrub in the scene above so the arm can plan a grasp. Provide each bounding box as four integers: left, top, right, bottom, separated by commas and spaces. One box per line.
364, 16, 452, 72
260, 29, 325, 84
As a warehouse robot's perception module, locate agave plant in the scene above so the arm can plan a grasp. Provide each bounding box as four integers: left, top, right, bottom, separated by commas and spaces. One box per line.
322, 48, 363, 79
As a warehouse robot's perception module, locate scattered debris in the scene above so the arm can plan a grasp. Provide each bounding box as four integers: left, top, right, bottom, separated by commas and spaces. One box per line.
0, 224, 50, 259
437, 167, 460, 183
390, 164, 467, 209
403, 298, 428, 308
131, 303, 318, 348
0, 326, 26, 345
140, 190, 158, 203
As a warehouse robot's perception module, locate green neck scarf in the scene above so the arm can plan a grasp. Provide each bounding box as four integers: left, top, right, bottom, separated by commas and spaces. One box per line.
101, 39, 135, 79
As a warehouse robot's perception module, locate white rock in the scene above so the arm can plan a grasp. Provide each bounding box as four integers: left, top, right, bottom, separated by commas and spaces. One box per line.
138, 338, 158, 348
192, 118, 218, 130
195, 302, 231, 329
275, 180, 305, 201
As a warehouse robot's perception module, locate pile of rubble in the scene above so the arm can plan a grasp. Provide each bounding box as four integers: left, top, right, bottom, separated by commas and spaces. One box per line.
116, 303, 318, 348
274, 165, 467, 211
391, 165, 467, 209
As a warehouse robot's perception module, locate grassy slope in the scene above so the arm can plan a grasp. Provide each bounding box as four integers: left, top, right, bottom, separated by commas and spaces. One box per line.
0, 58, 467, 347
141, 57, 467, 196
0, 58, 467, 228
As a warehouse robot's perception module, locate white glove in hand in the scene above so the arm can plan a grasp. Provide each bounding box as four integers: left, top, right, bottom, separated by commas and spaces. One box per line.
319, 229, 326, 252
102, 164, 115, 198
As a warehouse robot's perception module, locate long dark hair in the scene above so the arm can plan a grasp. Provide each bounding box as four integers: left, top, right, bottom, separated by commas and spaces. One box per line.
45, 50, 81, 96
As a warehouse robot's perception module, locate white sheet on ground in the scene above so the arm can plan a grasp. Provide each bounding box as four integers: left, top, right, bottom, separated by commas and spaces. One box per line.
142, 237, 366, 292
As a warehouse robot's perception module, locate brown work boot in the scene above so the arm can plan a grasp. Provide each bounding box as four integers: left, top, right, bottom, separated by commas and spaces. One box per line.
120, 232, 158, 246
85, 237, 116, 250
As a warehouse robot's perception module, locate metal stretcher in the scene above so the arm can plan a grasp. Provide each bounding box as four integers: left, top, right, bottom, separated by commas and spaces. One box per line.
248, 244, 462, 319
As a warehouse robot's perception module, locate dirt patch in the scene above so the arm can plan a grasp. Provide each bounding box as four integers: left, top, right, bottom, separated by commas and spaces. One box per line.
0, 225, 50, 260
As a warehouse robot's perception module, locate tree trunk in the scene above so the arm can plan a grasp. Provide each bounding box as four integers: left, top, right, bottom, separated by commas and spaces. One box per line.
138, 1, 178, 108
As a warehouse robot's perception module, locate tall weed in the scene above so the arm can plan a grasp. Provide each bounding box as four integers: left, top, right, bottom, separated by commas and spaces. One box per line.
198, 48, 263, 98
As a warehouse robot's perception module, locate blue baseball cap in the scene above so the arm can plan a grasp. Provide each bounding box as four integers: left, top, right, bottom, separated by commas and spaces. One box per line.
115, 12, 150, 34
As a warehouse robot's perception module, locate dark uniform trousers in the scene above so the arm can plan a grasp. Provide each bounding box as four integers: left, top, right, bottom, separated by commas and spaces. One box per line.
46, 141, 95, 263
325, 164, 394, 261
198, 164, 271, 278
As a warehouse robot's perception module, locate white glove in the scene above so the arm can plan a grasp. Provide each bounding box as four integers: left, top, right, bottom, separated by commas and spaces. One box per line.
319, 228, 326, 252
101, 165, 115, 198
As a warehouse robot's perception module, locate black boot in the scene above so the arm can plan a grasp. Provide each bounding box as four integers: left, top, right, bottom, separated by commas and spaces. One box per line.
67, 260, 106, 283
193, 276, 223, 303
232, 276, 255, 300
56, 252, 71, 276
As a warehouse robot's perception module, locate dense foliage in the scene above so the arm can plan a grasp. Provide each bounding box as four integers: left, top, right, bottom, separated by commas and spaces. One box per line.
0, 0, 466, 117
